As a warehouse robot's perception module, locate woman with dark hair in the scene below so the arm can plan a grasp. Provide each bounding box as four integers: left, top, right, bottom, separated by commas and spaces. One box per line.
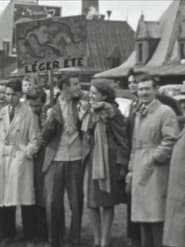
82, 79, 129, 247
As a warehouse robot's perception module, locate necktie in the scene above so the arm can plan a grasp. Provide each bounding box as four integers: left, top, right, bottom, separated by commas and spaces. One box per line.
9, 107, 15, 122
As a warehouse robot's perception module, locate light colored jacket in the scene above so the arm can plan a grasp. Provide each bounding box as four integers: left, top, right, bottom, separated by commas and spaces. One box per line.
0, 102, 39, 206
163, 128, 185, 246
129, 99, 179, 222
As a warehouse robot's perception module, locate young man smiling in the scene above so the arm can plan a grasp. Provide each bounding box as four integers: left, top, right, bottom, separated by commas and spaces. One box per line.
41, 74, 84, 247
128, 74, 179, 247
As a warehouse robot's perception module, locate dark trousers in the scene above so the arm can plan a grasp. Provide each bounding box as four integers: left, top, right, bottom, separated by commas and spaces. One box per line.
127, 195, 141, 242
140, 222, 163, 247
34, 206, 48, 240
0, 206, 36, 240
0, 207, 16, 239
44, 160, 84, 247
21, 205, 37, 240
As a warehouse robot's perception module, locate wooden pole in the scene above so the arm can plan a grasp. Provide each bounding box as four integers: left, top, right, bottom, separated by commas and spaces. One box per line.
48, 69, 54, 106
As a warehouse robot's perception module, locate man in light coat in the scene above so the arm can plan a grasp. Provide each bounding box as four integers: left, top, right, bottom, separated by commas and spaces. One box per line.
0, 79, 40, 241
128, 74, 179, 247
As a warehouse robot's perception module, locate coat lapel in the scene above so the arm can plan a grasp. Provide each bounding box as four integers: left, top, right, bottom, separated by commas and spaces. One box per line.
5, 103, 24, 140
52, 101, 63, 124
5, 106, 10, 127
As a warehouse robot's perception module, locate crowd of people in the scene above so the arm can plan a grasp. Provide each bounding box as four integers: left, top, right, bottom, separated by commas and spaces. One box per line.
0, 72, 183, 247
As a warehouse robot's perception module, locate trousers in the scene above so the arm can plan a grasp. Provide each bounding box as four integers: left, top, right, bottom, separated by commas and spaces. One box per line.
0, 206, 36, 240
44, 160, 84, 247
140, 222, 163, 247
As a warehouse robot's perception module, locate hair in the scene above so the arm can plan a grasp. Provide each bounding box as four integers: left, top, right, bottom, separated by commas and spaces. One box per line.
57, 73, 80, 91
128, 68, 135, 77
7, 79, 22, 92
27, 87, 47, 104
91, 78, 116, 103
22, 74, 39, 87
136, 73, 157, 88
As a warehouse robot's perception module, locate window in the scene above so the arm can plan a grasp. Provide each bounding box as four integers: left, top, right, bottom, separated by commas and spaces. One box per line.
138, 43, 143, 62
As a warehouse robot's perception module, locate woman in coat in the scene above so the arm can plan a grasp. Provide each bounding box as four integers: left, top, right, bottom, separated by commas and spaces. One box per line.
163, 128, 185, 247
82, 79, 129, 247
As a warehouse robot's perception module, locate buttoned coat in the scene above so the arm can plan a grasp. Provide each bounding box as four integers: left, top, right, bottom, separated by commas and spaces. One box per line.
0, 102, 39, 206
129, 99, 179, 222
163, 128, 185, 246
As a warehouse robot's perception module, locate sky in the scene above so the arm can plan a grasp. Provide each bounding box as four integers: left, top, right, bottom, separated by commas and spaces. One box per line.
0, 0, 173, 30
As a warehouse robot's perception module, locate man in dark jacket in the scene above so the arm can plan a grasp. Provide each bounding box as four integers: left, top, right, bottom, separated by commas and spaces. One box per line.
41, 74, 84, 247
126, 72, 141, 247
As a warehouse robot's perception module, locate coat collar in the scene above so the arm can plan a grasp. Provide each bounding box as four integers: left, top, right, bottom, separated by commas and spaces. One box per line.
147, 99, 161, 114
136, 98, 161, 118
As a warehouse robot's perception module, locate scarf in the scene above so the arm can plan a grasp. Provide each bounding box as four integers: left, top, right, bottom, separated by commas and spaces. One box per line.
92, 118, 111, 193
91, 102, 116, 193
136, 103, 149, 117
81, 101, 117, 192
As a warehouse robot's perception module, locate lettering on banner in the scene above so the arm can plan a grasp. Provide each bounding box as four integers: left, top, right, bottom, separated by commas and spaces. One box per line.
24, 57, 87, 73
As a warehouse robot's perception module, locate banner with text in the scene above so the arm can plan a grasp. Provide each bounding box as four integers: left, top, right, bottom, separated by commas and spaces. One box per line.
15, 16, 87, 73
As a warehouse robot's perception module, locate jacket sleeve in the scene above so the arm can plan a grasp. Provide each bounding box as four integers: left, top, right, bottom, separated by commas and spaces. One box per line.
152, 108, 179, 164
108, 110, 130, 170
41, 108, 61, 146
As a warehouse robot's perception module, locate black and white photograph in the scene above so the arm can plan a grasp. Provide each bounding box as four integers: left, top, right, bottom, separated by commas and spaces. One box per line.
0, 0, 183, 247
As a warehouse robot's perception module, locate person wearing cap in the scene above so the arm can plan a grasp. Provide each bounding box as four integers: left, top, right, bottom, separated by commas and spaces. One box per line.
128, 74, 179, 247
0, 79, 40, 242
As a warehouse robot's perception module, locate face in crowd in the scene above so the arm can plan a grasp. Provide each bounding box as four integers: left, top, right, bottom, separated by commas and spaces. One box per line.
6, 87, 22, 108
128, 75, 138, 95
89, 85, 106, 105
22, 79, 32, 95
66, 77, 81, 99
0, 85, 6, 104
22, 75, 39, 98
137, 80, 156, 104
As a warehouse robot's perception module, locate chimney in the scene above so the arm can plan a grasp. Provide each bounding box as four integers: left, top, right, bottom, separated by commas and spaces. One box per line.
82, 0, 99, 16
107, 10, 112, 20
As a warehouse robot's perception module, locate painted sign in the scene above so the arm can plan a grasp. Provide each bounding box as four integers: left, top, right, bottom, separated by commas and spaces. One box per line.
12, 4, 61, 53
15, 16, 87, 73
